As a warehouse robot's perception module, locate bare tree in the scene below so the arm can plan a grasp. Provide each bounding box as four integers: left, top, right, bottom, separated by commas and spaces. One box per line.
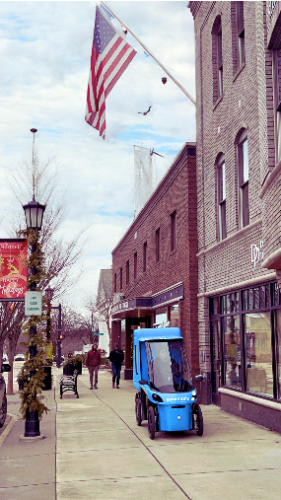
0, 302, 25, 394
2, 147, 88, 370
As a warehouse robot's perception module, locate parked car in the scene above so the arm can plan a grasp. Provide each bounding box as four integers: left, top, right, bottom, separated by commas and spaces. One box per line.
14, 354, 25, 361
0, 363, 11, 427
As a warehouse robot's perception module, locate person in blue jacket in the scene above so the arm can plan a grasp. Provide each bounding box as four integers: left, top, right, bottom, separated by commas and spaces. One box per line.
109, 343, 124, 389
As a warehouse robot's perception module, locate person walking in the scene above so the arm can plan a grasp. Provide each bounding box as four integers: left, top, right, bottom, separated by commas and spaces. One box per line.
109, 343, 124, 389
85, 343, 101, 389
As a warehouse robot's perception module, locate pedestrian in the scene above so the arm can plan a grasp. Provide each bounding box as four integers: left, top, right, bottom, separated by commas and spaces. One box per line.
109, 343, 124, 389
85, 343, 101, 390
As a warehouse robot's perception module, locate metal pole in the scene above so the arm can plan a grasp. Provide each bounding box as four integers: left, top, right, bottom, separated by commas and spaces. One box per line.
24, 240, 40, 437
100, 1, 196, 106
57, 304, 62, 368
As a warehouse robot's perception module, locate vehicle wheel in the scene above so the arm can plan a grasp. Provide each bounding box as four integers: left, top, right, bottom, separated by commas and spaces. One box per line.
0, 393, 7, 428
193, 404, 203, 436
135, 398, 142, 426
148, 406, 156, 440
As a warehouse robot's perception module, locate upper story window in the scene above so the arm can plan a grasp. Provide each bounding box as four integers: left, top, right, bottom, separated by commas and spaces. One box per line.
114, 273, 117, 293
212, 16, 223, 104
237, 129, 249, 228
273, 50, 281, 164
171, 211, 176, 251
143, 242, 147, 272
126, 260, 129, 285
217, 154, 227, 241
232, 2, 245, 75
120, 267, 123, 290
134, 252, 137, 279
237, 1, 245, 67
156, 228, 160, 262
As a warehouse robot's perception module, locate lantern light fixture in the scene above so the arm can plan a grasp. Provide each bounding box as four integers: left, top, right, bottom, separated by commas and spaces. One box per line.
23, 198, 46, 230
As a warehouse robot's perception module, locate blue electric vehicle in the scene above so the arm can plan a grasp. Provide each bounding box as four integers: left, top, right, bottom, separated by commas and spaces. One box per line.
133, 327, 203, 439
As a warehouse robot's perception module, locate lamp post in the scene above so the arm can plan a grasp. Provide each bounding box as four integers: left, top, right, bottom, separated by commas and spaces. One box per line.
22, 128, 46, 438
45, 286, 54, 343
51, 304, 62, 368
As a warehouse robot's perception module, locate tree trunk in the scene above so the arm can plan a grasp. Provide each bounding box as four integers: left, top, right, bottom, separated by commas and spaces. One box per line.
7, 361, 14, 395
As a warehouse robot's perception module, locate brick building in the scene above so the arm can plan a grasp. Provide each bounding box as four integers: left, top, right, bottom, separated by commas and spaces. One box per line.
111, 143, 199, 384
189, 1, 281, 431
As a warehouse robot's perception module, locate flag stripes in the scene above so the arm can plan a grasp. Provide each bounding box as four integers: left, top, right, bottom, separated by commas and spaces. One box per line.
85, 6, 137, 139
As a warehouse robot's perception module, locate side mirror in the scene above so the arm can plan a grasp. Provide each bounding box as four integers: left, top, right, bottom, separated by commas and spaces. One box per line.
195, 374, 203, 383
1, 363, 11, 373
139, 379, 149, 386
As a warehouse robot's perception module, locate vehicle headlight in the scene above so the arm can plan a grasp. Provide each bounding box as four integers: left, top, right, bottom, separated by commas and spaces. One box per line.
152, 393, 163, 402
191, 390, 197, 400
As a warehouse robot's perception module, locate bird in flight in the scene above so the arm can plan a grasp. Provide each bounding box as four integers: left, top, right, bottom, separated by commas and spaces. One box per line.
138, 106, 152, 115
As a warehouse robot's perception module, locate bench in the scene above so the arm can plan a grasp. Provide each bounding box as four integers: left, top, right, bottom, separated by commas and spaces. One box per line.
59, 369, 79, 399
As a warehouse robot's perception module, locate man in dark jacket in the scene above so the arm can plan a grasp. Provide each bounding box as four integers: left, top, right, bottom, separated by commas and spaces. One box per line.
109, 343, 124, 389
85, 343, 101, 389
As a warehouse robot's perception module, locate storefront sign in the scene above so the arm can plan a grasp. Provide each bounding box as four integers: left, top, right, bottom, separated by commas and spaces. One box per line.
227, 344, 237, 358
25, 291, 42, 316
251, 241, 264, 269
0, 239, 28, 299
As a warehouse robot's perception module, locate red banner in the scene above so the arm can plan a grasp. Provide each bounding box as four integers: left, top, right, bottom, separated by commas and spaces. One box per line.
0, 239, 28, 299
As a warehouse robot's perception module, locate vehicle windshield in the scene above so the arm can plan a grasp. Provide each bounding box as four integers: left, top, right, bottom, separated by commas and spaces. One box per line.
145, 339, 193, 393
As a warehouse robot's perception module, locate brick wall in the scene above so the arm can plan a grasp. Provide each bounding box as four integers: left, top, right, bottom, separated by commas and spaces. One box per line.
112, 144, 199, 376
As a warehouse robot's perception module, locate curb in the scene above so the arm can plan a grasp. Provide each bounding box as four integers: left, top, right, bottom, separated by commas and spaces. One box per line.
0, 414, 17, 450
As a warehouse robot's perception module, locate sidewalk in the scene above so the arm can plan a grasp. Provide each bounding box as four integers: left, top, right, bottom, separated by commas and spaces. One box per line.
1, 368, 281, 500
0, 368, 58, 500
56, 370, 281, 500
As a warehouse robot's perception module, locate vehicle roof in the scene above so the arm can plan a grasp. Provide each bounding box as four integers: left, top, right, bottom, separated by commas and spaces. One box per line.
134, 327, 183, 342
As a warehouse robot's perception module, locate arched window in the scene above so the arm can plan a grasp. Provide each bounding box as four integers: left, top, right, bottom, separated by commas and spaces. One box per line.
237, 129, 249, 228
212, 16, 223, 104
216, 154, 226, 240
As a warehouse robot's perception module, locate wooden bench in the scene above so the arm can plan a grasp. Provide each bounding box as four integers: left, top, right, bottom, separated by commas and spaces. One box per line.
59, 369, 79, 399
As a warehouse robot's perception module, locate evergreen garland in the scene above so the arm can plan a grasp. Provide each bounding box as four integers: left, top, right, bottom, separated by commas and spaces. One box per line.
19, 229, 50, 420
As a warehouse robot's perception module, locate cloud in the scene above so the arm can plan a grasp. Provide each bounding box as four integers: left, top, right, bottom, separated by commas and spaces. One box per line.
0, 1, 195, 309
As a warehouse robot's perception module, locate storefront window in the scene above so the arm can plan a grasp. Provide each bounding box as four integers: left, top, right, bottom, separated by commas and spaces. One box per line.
245, 312, 273, 397
223, 315, 242, 390
155, 308, 167, 328
170, 304, 179, 327
276, 311, 281, 399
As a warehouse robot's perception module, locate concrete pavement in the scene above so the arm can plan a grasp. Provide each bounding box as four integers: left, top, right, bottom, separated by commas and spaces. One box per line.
1, 367, 281, 499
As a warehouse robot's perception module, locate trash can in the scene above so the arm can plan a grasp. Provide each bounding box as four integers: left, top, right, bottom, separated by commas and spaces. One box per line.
74, 360, 82, 375
63, 363, 75, 376
43, 365, 52, 390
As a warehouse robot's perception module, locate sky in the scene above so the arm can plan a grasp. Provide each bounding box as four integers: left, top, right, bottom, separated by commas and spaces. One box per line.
0, 0, 196, 311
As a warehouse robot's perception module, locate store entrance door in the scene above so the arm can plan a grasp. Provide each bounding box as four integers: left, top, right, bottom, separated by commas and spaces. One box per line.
210, 319, 222, 405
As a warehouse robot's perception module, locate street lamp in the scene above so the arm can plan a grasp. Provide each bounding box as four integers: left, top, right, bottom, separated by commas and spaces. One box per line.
23, 128, 46, 438
23, 198, 46, 230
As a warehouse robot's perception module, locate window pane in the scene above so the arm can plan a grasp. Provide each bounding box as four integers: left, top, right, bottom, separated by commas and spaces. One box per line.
222, 162, 226, 200
242, 139, 249, 182
211, 320, 222, 394
223, 315, 242, 390
245, 312, 273, 397
276, 311, 281, 399
170, 304, 180, 328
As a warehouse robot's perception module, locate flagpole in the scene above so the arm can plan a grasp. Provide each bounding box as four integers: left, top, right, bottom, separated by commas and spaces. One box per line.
100, 1, 196, 106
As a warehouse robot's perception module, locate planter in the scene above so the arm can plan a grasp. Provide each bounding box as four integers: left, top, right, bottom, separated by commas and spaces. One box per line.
63, 363, 75, 376
42, 365, 52, 390
18, 379, 28, 391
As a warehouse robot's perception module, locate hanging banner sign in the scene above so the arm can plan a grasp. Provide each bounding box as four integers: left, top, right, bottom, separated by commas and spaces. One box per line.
45, 344, 53, 360
0, 239, 28, 299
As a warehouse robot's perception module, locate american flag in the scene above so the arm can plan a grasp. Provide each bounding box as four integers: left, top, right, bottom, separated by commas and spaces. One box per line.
85, 6, 137, 139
